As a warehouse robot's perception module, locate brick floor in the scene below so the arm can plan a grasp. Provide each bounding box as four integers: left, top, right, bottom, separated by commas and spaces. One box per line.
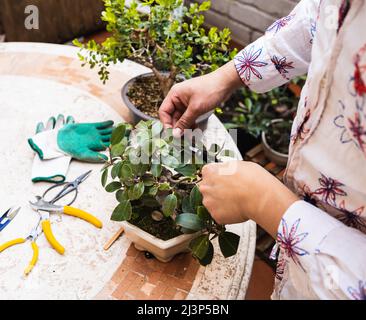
96, 244, 200, 300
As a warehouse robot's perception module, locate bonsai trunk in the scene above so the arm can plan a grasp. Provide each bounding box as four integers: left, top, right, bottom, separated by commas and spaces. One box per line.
152, 66, 178, 98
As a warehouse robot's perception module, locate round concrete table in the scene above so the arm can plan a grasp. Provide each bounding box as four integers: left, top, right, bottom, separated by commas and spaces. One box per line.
0, 42, 256, 300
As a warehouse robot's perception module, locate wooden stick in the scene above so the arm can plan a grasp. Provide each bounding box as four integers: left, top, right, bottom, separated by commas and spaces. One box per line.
103, 227, 125, 251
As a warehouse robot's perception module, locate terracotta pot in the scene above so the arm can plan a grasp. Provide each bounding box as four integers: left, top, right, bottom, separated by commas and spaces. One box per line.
261, 119, 289, 166
121, 221, 200, 263
121, 73, 213, 125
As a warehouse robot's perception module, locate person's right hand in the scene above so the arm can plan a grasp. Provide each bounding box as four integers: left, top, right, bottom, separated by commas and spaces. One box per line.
159, 61, 243, 136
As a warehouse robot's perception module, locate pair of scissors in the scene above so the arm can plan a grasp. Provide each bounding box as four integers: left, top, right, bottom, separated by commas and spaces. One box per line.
0, 207, 20, 232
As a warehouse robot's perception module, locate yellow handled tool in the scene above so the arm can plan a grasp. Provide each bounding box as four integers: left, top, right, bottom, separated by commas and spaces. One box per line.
0, 227, 41, 276
29, 197, 102, 255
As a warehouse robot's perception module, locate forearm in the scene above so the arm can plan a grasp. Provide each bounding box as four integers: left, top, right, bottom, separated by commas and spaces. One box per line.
252, 178, 299, 238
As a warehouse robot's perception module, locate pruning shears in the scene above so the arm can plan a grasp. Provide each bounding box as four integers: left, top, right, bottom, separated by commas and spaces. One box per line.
29, 196, 102, 255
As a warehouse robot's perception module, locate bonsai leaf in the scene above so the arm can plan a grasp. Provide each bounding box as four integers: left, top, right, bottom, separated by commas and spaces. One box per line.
151, 121, 163, 137
162, 154, 180, 169
111, 124, 126, 145
190, 186, 203, 211
111, 162, 122, 179
162, 194, 177, 217
120, 163, 133, 180
189, 234, 210, 260
182, 196, 194, 213
128, 181, 145, 200
141, 195, 160, 208
111, 138, 127, 157
142, 175, 155, 187
158, 182, 171, 191
218, 232, 240, 258
176, 213, 204, 232
148, 185, 159, 196
151, 164, 162, 178
105, 181, 122, 193
198, 241, 214, 266
197, 206, 210, 222
111, 200, 132, 221
175, 164, 197, 177
101, 168, 108, 187
116, 189, 128, 202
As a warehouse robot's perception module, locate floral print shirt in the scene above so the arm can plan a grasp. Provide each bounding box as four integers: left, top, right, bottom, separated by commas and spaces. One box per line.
234, 0, 366, 300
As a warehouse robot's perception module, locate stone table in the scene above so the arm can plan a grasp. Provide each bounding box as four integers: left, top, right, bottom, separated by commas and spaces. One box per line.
0, 42, 256, 300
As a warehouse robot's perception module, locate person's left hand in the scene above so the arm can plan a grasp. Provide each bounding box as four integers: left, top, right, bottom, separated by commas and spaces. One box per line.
199, 161, 299, 238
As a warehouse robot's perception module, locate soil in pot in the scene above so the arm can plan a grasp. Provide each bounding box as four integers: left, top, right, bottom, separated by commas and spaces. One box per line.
127, 75, 164, 118
265, 120, 292, 155
129, 208, 182, 241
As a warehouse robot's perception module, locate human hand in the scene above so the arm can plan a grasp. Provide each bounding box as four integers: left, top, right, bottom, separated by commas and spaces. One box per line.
159, 61, 242, 136
199, 161, 298, 238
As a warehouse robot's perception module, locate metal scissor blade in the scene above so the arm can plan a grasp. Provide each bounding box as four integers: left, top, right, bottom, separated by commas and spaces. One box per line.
74, 170, 92, 186
29, 197, 63, 213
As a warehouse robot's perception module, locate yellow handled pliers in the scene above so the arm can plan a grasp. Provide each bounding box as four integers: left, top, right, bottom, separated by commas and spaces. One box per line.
29, 196, 102, 255
0, 218, 42, 275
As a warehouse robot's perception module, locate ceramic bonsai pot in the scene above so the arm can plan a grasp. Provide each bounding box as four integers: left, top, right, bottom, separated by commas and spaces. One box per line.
121, 73, 213, 125
261, 119, 289, 166
121, 221, 200, 263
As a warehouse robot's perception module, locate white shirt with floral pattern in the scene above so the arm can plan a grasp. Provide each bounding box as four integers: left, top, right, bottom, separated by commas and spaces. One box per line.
234, 0, 366, 300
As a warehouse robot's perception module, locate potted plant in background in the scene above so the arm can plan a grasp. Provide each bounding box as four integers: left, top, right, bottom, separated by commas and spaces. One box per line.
102, 120, 239, 265
74, 0, 236, 123
217, 77, 304, 165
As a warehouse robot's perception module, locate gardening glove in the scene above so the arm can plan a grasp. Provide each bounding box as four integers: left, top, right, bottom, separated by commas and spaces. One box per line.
31, 115, 74, 183
28, 120, 114, 163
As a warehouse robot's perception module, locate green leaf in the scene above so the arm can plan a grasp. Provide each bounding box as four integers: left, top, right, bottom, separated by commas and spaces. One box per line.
111, 124, 126, 145
111, 162, 122, 179
151, 121, 163, 137
175, 164, 197, 177
162, 194, 177, 217
128, 181, 145, 200
142, 175, 155, 186
158, 182, 171, 191
189, 234, 209, 260
176, 213, 204, 231
162, 155, 180, 168
120, 163, 133, 180
198, 241, 214, 266
182, 196, 193, 213
148, 185, 159, 196
197, 206, 210, 222
111, 200, 132, 221
190, 186, 203, 211
116, 189, 128, 202
111, 139, 127, 157
151, 164, 162, 178
101, 169, 108, 187
218, 232, 240, 258
105, 181, 122, 193
141, 196, 160, 208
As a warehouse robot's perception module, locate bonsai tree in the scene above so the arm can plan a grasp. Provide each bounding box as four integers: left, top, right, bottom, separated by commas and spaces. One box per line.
101, 120, 240, 266
74, 0, 236, 97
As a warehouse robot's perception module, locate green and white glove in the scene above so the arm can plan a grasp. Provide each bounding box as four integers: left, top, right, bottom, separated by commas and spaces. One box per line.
31, 115, 74, 183
28, 120, 114, 163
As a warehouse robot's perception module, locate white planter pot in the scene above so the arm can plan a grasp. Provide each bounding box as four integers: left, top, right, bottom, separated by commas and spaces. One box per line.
121, 221, 200, 263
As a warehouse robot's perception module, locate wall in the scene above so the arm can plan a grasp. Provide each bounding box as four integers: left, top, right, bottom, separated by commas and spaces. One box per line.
0, 0, 105, 43
189, 0, 300, 47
